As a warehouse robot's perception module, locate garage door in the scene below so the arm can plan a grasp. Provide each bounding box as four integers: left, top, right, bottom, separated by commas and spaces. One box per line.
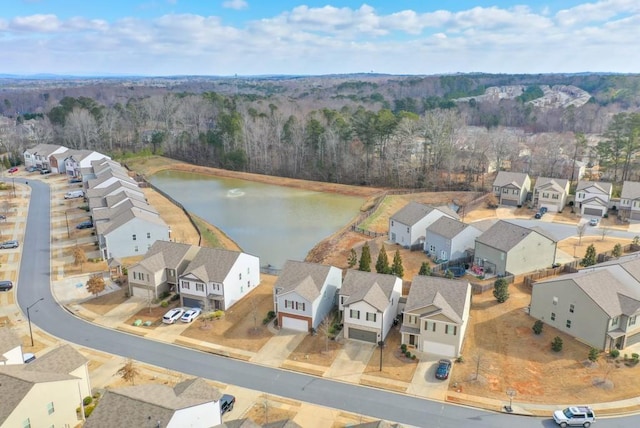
501, 199, 518, 207
423, 341, 456, 357
130, 285, 149, 298
540, 203, 558, 213
348, 328, 377, 343
631, 211, 640, 221
626, 333, 640, 347
584, 207, 603, 216
182, 297, 202, 310
281, 316, 308, 332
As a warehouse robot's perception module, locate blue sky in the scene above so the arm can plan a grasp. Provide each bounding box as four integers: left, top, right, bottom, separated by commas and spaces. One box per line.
1, 0, 638, 76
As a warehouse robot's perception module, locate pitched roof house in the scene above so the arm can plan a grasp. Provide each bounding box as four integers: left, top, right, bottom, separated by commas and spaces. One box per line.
339, 270, 402, 343
474, 220, 557, 276
388, 202, 459, 248
0, 327, 24, 365
84, 378, 223, 428
575, 180, 612, 217
492, 171, 531, 206
424, 217, 482, 262
620, 181, 640, 221
400, 276, 472, 357
23, 144, 67, 170
533, 177, 570, 213
274, 261, 342, 332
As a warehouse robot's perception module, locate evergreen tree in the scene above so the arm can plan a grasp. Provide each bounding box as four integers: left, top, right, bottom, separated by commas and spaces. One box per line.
612, 243, 622, 258
391, 249, 404, 278
375, 245, 390, 274
493, 278, 509, 303
347, 248, 358, 268
581, 244, 597, 267
358, 242, 372, 272
418, 262, 431, 276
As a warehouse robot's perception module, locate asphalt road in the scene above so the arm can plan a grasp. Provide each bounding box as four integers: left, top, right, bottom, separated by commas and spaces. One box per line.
13, 179, 637, 428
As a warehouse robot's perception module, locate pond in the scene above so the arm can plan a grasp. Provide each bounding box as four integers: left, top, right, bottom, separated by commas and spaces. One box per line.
148, 170, 365, 269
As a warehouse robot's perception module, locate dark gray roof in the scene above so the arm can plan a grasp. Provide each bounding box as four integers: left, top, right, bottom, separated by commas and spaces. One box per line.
340, 270, 398, 312
404, 276, 470, 324
476, 220, 556, 253
0, 327, 21, 356
181, 247, 242, 283
576, 180, 612, 194
427, 216, 477, 239
24, 344, 88, 375
391, 202, 459, 226
493, 171, 529, 188
534, 177, 569, 193
136, 241, 198, 273
621, 181, 640, 200
274, 260, 336, 302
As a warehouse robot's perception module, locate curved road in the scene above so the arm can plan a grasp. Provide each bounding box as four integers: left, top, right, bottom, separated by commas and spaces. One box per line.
13, 179, 633, 428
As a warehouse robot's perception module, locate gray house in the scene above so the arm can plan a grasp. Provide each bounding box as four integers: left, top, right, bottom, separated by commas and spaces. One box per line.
388, 202, 459, 249
492, 171, 531, 206
474, 220, 557, 276
620, 181, 640, 221
400, 276, 472, 357
575, 180, 612, 217
424, 217, 482, 262
530, 255, 640, 351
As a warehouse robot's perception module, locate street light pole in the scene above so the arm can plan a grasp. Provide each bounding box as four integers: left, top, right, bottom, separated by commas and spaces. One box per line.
65, 211, 70, 238
11, 177, 15, 198
26, 298, 44, 347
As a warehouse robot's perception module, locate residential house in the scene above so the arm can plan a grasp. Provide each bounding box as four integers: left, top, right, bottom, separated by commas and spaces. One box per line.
0, 344, 91, 428
273, 261, 342, 332
62, 149, 110, 178
23, 144, 67, 170
474, 220, 557, 276
129, 241, 200, 299
620, 181, 640, 221
400, 276, 472, 357
424, 217, 482, 262
178, 247, 260, 311
96, 207, 170, 259
533, 177, 570, 212
0, 327, 24, 365
530, 254, 640, 351
84, 377, 222, 428
492, 171, 531, 207
86, 169, 138, 190
575, 180, 612, 217
85, 181, 146, 209
388, 202, 460, 249
338, 270, 402, 343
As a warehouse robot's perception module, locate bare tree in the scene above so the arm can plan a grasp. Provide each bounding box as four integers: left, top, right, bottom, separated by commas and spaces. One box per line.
601, 226, 610, 241
86, 274, 106, 297
116, 358, 140, 385
576, 223, 587, 246
317, 314, 333, 353
72, 245, 87, 271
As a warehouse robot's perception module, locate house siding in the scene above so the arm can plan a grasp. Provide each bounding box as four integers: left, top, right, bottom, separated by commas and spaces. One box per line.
426, 226, 480, 261
474, 242, 507, 276
102, 219, 169, 259
505, 233, 556, 275
390, 211, 455, 248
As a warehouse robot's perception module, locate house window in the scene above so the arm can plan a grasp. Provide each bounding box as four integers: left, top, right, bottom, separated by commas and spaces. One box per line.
512, 189, 518, 195
543, 192, 549, 198
630, 315, 637, 326
147, 244, 151, 250
552, 194, 559, 200
350, 309, 360, 319
612, 316, 619, 327
445, 325, 457, 335
578, 192, 584, 199
132, 234, 137, 241
406, 227, 409, 233
552, 296, 558, 305
566, 320, 572, 328
182, 281, 190, 290
239, 273, 242, 280
366, 312, 377, 322
147, 232, 151, 238
569, 304, 575, 313
196, 284, 204, 292
391, 221, 394, 226
551, 312, 556, 321
47, 402, 54, 415
341, 296, 346, 305
134, 246, 139, 252
248, 280, 250, 288
424, 320, 436, 332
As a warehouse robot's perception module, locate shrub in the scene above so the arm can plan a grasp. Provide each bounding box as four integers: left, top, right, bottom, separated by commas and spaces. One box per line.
262, 317, 271, 325
603, 213, 609, 218
83, 396, 93, 406
411, 354, 417, 360
170, 294, 180, 302
160, 291, 170, 299
588, 348, 600, 362
551, 336, 563, 352
493, 278, 509, 303
160, 301, 169, 308
532, 320, 544, 335
267, 310, 276, 319
632, 353, 640, 363
400, 343, 407, 352
404, 351, 412, 358
456, 355, 464, 363
610, 349, 620, 359
213, 310, 224, 319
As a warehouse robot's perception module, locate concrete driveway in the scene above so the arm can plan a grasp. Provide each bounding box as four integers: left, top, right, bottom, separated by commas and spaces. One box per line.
325, 340, 376, 383
407, 353, 452, 400
250, 329, 306, 367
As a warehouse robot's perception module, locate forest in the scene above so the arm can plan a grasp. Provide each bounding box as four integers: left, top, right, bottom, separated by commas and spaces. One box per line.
1, 73, 640, 188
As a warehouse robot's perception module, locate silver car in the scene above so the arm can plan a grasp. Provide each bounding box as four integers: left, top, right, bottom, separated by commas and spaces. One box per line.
0, 240, 19, 249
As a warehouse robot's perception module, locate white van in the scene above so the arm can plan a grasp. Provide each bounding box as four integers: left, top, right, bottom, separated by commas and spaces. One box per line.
64, 190, 84, 199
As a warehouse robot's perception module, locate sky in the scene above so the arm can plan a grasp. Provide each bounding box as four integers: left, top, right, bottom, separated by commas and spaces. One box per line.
1, 0, 639, 76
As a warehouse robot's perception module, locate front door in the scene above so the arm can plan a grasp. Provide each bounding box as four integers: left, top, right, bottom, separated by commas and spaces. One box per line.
409, 334, 416, 346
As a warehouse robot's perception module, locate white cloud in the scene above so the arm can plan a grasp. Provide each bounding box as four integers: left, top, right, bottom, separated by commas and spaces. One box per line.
222, 0, 248, 10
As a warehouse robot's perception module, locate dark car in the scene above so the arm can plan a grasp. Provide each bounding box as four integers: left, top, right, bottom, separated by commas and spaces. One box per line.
534, 211, 544, 219
69, 178, 83, 184
40, 168, 51, 175
76, 220, 93, 230
435, 359, 452, 380
219, 394, 235, 415
0, 280, 13, 291
539, 207, 548, 214
0, 240, 19, 249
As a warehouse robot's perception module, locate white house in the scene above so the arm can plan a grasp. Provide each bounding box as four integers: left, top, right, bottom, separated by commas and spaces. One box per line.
273, 261, 342, 332
534, 177, 570, 212
575, 180, 612, 217
63, 150, 111, 178
178, 247, 260, 311
23, 144, 67, 170
492, 171, 531, 206
87, 169, 138, 190
424, 217, 482, 262
338, 270, 402, 343
389, 202, 459, 249
620, 181, 640, 221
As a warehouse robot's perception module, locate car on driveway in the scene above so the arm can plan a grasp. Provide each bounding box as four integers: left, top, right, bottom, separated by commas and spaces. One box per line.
553, 405, 595, 427
76, 220, 93, 229
219, 394, 236, 415
162, 308, 185, 324
539, 206, 548, 214
180, 308, 202, 323
435, 359, 452, 380
534, 211, 545, 219
8, 167, 18, 174
0, 240, 19, 249
0, 280, 13, 291
589, 218, 599, 226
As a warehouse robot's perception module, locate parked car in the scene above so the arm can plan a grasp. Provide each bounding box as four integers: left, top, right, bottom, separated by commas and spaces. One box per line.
40, 168, 51, 174
180, 308, 202, 323
162, 308, 185, 324
69, 178, 83, 184
8, 167, 18, 174
534, 211, 544, 219
539, 207, 548, 214
219, 394, 236, 415
23, 353, 36, 363
435, 359, 452, 380
0, 280, 13, 291
0, 240, 19, 249
589, 218, 599, 226
553, 406, 595, 427
64, 190, 85, 199
76, 220, 93, 229
0, 214, 6, 220
26, 166, 37, 172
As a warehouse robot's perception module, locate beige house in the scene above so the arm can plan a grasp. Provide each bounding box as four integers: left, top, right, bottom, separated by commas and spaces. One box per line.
533, 177, 570, 212
492, 171, 531, 207
530, 254, 640, 350
474, 220, 557, 276
575, 180, 612, 217
0, 345, 91, 428
339, 270, 402, 343
400, 276, 472, 357
85, 377, 223, 428
620, 181, 640, 221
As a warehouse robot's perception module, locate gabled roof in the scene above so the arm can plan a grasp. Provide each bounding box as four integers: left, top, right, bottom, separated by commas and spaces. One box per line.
621, 181, 640, 200
581, 196, 608, 207
426, 216, 477, 240
24, 344, 88, 374
135, 241, 198, 273
274, 260, 336, 302
576, 180, 612, 195
92, 198, 157, 222
85, 180, 143, 199
492, 171, 529, 189
340, 270, 398, 312
476, 220, 556, 253
534, 177, 569, 193
404, 276, 470, 324
84, 377, 221, 428
0, 327, 21, 357
25, 143, 67, 157
390, 202, 459, 226
96, 207, 167, 236
181, 247, 242, 283
92, 159, 128, 175
87, 170, 137, 189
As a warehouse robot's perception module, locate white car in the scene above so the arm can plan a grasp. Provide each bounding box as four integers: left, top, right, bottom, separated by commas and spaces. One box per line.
553, 406, 596, 427
588, 218, 599, 226
162, 308, 185, 324
180, 308, 202, 323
